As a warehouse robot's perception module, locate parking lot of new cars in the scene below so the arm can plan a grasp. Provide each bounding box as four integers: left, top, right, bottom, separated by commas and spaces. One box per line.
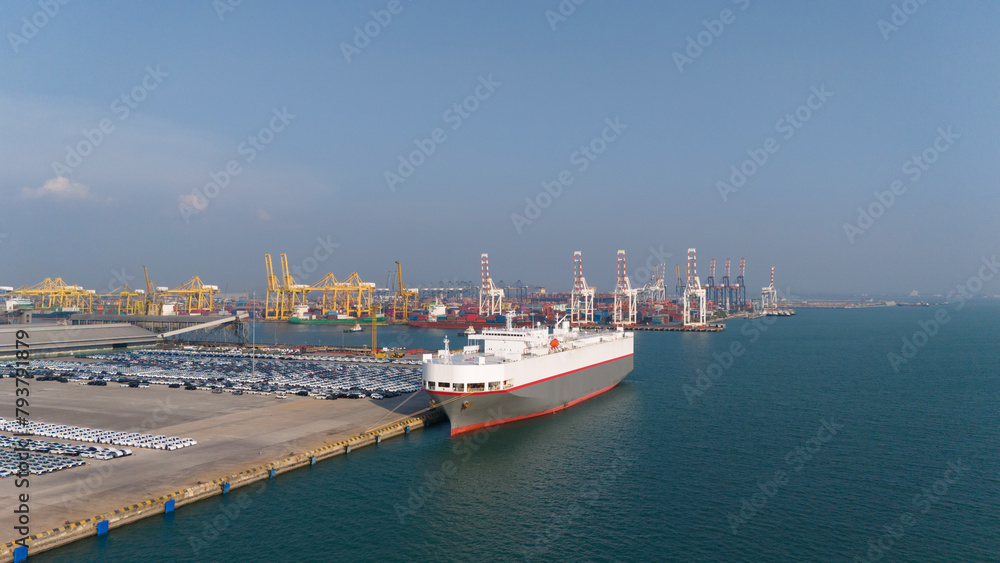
0, 419, 196, 451
0, 433, 132, 459
0, 417, 194, 477
2, 348, 423, 399
0, 449, 87, 477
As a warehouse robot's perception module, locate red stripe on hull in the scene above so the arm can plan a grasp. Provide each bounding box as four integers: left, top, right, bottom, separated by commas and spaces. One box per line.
428, 353, 633, 396
448, 381, 620, 436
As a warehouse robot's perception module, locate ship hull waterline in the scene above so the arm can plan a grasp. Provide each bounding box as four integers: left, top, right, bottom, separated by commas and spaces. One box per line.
426, 354, 633, 436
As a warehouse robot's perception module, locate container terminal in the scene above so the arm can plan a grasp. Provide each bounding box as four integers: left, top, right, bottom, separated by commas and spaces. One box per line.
1, 248, 795, 336
0, 248, 798, 560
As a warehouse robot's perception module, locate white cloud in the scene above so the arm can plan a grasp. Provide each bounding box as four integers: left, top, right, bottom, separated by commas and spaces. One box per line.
179, 193, 208, 210
257, 209, 272, 221
20, 177, 93, 200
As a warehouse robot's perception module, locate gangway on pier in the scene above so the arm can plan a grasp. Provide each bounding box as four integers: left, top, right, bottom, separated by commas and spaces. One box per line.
159, 311, 249, 338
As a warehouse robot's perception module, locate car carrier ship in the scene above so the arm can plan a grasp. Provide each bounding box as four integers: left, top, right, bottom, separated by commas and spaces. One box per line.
422, 317, 634, 436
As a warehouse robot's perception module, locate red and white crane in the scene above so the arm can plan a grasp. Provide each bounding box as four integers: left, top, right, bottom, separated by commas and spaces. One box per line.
613, 250, 637, 326
570, 251, 596, 325
478, 253, 504, 317
682, 248, 707, 327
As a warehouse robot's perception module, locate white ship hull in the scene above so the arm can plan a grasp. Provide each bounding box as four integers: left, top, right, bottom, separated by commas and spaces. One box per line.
423, 327, 634, 436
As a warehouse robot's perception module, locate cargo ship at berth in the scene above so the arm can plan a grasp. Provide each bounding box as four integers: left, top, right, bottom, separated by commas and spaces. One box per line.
287, 305, 387, 325
422, 317, 634, 436
407, 303, 533, 330
408, 318, 532, 330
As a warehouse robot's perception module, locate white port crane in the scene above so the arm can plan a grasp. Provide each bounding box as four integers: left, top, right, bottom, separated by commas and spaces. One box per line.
570, 251, 596, 325
682, 248, 707, 327
761, 267, 778, 312
641, 263, 667, 303
478, 253, 504, 317
613, 250, 637, 326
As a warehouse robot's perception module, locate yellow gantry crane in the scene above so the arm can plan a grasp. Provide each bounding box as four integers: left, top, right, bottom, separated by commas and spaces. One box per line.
264, 254, 284, 319
263, 253, 309, 320
309, 272, 375, 319
135, 265, 163, 315
309, 273, 339, 317
94, 283, 143, 315
280, 253, 310, 314
337, 272, 374, 319
393, 260, 418, 323
15, 278, 95, 312
263, 253, 376, 321
162, 276, 219, 314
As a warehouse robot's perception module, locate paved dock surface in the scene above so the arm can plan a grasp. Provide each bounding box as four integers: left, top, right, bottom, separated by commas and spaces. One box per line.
0, 378, 428, 543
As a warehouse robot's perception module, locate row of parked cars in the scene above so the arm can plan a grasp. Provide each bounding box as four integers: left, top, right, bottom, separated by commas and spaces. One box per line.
0, 418, 196, 451
0, 450, 87, 476
0, 434, 131, 459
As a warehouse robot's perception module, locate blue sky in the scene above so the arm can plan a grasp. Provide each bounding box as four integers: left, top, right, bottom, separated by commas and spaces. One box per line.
2, 1, 998, 296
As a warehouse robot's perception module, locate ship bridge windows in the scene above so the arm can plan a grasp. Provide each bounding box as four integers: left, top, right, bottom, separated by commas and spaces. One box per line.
438, 382, 451, 389
488, 381, 500, 391
426, 381, 436, 390
467, 383, 485, 392
454, 383, 465, 392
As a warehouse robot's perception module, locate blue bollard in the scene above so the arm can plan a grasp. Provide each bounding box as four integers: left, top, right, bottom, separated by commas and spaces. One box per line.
222, 483, 231, 494
13, 546, 27, 563
97, 520, 109, 536
405, 424, 410, 434
310, 456, 316, 465
269, 468, 276, 478
165, 499, 175, 514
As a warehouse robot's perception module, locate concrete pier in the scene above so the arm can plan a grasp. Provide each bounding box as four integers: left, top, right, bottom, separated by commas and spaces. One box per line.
629, 324, 725, 332
0, 409, 443, 561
